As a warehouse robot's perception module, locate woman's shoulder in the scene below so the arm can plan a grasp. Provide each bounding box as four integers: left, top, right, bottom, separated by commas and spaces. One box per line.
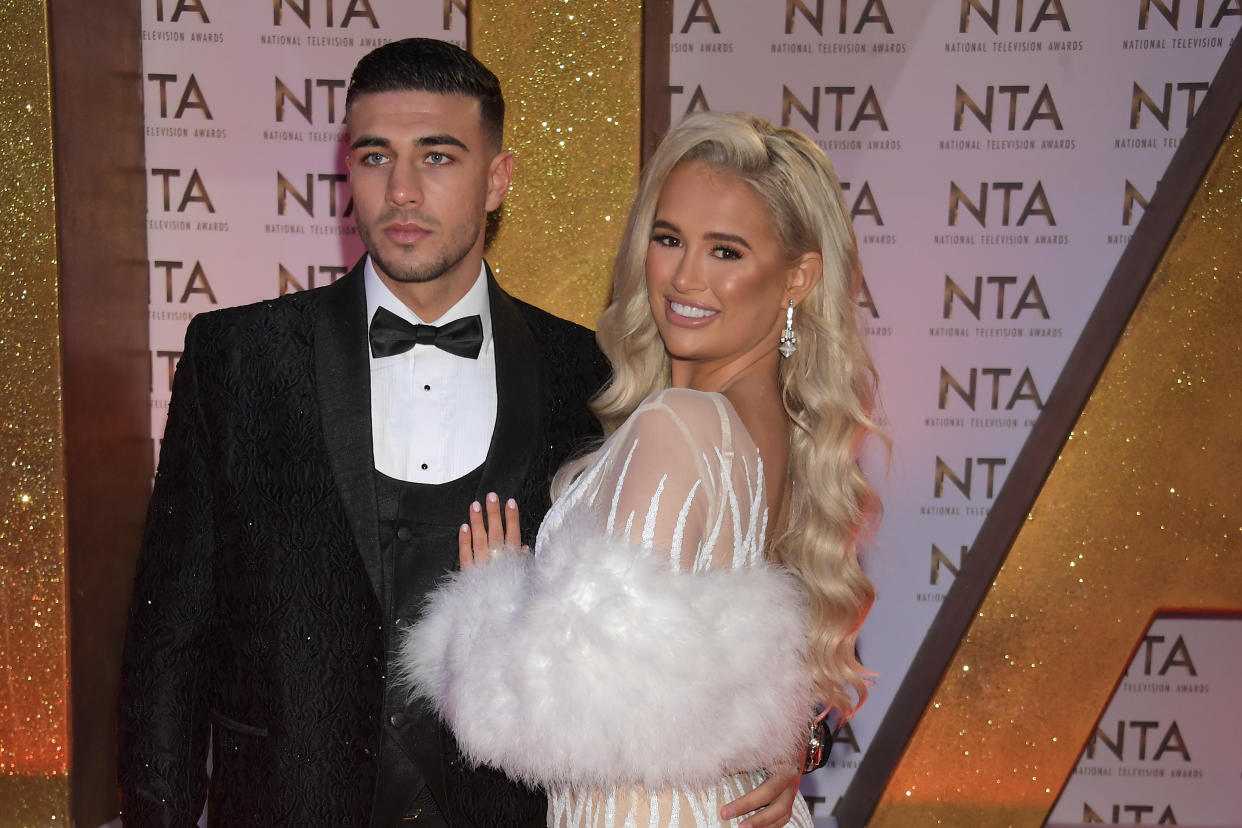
620, 388, 758, 459
629, 387, 731, 430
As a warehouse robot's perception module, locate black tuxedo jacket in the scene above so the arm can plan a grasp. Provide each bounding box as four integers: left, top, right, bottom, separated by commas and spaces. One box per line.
118, 261, 607, 827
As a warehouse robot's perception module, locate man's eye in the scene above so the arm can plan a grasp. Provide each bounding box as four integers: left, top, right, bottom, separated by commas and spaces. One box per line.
361, 152, 388, 166
427, 152, 450, 165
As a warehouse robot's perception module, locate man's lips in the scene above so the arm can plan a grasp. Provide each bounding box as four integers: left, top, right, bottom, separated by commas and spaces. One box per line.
383, 222, 430, 244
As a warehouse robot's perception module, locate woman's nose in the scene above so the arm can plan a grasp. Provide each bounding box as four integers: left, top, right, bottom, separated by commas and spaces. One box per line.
670, 254, 704, 293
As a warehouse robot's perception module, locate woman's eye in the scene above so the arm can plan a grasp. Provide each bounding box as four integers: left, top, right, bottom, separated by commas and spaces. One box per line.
712, 246, 742, 260
652, 234, 680, 248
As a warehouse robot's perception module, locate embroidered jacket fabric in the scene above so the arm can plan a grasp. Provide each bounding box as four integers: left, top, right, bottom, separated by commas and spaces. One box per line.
116, 268, 608, 827
402, 388, 815, 827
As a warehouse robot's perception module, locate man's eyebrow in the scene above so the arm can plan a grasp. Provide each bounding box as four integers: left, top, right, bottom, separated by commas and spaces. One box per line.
417, 134, 469, 151
349, 135, 390, 152
348, 134, 470, 152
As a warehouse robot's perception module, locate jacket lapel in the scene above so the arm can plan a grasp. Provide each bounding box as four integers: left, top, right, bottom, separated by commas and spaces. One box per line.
476, 268, 545, 504
314, 261, 383, 600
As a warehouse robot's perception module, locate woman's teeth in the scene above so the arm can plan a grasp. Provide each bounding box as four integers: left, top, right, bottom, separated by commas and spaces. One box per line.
670, 300, 717, 319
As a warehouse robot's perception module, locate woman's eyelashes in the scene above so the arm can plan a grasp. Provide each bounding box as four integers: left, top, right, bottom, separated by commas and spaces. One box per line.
650, 234, 743, 261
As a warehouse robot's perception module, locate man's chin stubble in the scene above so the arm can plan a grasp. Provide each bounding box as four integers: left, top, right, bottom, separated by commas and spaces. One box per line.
359, 228, 448, 284
376, 258, 449, 284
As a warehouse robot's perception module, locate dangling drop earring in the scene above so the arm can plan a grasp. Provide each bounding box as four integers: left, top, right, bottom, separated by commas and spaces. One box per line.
778, 299, 798, 358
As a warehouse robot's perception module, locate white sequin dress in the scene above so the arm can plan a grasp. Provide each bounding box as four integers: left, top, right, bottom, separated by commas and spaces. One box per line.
402, 388, 815, 827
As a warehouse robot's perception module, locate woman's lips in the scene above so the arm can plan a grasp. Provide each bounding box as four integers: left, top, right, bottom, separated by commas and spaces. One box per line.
665, 298, 719, 326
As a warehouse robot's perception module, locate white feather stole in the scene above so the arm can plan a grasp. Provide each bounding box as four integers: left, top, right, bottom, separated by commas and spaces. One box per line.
396, 515, 813, 790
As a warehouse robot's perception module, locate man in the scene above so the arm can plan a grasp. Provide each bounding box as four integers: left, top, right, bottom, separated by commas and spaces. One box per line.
118, 38, 801, 827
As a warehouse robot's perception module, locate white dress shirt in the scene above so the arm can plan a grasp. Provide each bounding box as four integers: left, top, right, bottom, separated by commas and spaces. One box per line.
365, 257, 497, 483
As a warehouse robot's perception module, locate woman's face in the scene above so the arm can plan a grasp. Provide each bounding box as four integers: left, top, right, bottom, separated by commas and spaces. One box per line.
645, 161, 800, 388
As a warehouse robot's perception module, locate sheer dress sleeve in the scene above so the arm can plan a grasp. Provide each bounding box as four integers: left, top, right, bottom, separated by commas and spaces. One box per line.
537, 387, 767, 573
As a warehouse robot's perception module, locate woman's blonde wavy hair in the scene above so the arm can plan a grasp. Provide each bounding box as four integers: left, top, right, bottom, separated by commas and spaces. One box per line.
556, 111, 883, 720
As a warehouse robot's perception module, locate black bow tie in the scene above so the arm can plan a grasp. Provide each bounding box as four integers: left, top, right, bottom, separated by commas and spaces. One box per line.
369, 306, 484, 360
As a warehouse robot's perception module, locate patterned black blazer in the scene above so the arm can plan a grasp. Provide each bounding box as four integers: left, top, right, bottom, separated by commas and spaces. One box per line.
118, 260, 607, 826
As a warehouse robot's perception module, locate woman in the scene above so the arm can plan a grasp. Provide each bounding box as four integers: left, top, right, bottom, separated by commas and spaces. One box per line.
398, 112, 883, 827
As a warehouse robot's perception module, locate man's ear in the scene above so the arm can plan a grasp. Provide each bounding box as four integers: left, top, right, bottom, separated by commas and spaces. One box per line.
485, 150, 515, 213
785, 251, 823, 307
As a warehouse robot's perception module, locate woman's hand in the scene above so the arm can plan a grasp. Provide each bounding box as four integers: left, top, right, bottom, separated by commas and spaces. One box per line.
459, 492, 524, 569
720, 761, 802, 827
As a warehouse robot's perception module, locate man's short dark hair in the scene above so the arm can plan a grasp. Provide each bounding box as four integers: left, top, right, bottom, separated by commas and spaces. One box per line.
346, 38, 505, 148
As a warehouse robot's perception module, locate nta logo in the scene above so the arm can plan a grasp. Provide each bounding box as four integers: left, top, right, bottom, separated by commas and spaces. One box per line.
959, 0, 1070, 34
154, 260, 217, 304
279, 264, 350, 294
782, 86, 888, 132
1131, 81, 1210, 129
276, 77, 347, 124
944, 275, 1048, 320
273, 0, 378, 28
1082, 802, 1177, 824
1129, 633, 1197, 677
1086, 720, 1190, 762
151, 168, 215, 213
939, 366, 1044, 411
678, 0, 721, 34
277, 172, 352, 218
948, 181, 1055, 227
784, 0, 894, 35
1139, 0, 1240, 29
840, 181, 884, 225
152, 0, 209, 23
934, 456, 1008, 499
954, 84, 1062, 132
147, 73, 212, 120
1123, 180, 1151, 226
929, 543, 970, 585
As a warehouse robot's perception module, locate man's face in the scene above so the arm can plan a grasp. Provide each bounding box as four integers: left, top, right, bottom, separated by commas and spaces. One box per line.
346, 90, 511, 296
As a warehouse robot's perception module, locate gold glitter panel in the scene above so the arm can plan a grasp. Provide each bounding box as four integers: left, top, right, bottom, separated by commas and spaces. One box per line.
471, 0, 643, 328
0, 0, 71, 824
868, 111, 1242, 824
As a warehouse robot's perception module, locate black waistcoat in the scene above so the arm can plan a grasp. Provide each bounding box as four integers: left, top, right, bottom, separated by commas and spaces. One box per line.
372, 466, 482, 826
370, 468, 548, 827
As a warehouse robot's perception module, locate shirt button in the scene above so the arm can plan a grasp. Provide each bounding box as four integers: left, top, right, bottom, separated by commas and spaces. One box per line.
396, 526, 412, 542
423, 384, 431, 391
420, 463, 428, 470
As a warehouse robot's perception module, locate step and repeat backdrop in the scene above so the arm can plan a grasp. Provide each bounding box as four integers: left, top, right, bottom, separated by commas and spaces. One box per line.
142, 0, 461, 434
141, 1, 1239, 824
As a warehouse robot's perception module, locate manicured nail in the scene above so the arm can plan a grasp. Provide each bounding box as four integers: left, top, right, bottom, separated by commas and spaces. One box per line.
471, 501, 481, 512
460, 524, 469, 533
487, 492, 499, 503
507, 498, 517, 509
